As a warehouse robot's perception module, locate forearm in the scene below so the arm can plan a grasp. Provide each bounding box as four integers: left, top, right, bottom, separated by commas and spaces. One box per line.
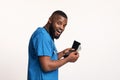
39, 56, 69, 72
58, 48, 72, 59
39, 48, 79, 72
47, 58, 69, 71
57, 51, 65, 59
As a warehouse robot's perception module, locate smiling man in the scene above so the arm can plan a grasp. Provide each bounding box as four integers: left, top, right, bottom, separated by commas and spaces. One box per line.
28, 10, 79, 80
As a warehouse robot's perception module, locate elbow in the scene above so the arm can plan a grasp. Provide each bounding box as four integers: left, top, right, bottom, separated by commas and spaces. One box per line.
39, 56, 57, 72
41, 66, 51, 72
41, 64, 54, 72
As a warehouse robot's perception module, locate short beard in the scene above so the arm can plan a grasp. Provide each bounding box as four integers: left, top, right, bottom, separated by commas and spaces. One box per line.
49, 23, 60, 39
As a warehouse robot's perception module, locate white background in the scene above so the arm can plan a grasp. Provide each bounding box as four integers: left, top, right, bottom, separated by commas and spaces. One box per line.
0, 0, 120, 80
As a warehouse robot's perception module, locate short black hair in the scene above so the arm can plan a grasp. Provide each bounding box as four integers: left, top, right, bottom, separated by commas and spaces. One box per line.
51, 10, 68, 19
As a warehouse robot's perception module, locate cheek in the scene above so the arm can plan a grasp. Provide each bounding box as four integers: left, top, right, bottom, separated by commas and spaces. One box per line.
54, 23, 58, 27
53, 24, 59, 30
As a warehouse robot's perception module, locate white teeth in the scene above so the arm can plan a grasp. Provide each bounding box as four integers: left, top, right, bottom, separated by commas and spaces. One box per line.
58, 30, 62, 33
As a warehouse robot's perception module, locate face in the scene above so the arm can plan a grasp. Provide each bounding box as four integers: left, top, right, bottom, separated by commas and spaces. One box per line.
49, 15, 67, 39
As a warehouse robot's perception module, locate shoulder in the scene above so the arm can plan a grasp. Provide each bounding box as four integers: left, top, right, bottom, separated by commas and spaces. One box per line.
32, 27, 52, 42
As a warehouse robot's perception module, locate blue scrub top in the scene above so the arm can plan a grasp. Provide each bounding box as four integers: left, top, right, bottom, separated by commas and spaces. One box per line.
28, 27, 58, 80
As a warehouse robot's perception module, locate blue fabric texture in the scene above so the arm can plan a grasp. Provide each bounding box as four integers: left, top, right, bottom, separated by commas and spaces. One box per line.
28, 27, 58, 80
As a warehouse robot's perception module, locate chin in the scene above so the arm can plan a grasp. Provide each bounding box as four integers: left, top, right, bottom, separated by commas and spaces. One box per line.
54, 35, 60, 39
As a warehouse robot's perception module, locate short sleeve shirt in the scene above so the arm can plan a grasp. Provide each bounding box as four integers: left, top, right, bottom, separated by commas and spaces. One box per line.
28, 27, 58, 80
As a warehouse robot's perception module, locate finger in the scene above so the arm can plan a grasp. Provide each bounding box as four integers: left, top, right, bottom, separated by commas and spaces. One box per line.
66, 48, 72, 50
72, 51, 78, 54
71, 48, 75, 51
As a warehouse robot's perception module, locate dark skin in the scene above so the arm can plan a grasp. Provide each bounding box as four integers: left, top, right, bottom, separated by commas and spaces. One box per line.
39, 14, 79, 72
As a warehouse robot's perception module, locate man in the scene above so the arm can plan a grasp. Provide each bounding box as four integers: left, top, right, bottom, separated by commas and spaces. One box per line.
28, 10, 79, 80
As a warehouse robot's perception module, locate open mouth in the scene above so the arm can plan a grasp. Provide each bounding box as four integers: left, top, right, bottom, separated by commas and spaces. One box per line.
56, 29, 62, 35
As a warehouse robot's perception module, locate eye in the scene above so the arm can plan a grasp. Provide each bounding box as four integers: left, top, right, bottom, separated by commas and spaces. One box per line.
57, 21, 62, 25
